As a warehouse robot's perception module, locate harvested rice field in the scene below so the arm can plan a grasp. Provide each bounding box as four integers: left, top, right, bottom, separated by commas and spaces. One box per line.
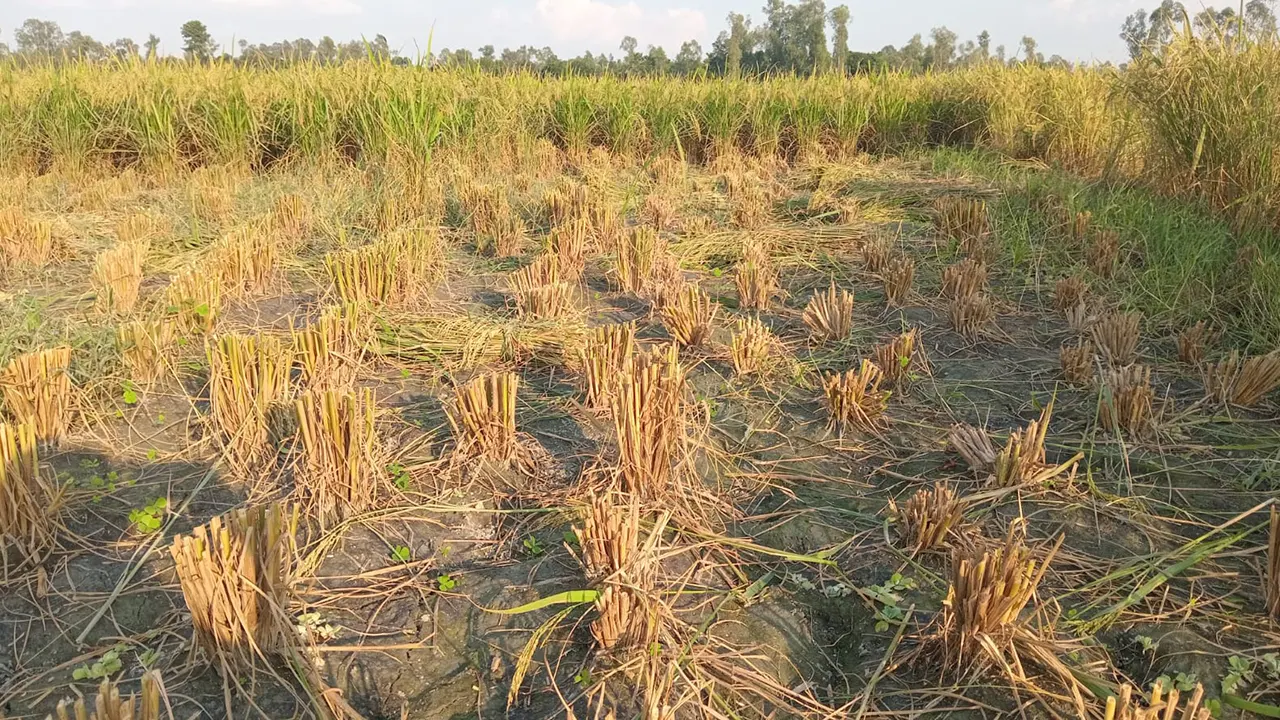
2, 85, 1280, 720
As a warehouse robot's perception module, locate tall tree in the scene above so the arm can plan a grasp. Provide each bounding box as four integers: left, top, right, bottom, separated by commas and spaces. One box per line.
927, 26, 957, 70
977, 30, 991, 61
797, 0, 829, 72
1246, 0, 1278, 37
674, 40, 704, 75
829, 5, 850, 74
1019, 35, 1041, 64
180, 20, 215, 62
145, 33, 160, 60
110, 37, 139, 60
15, 19, 65, 56
726, 12, 746, 77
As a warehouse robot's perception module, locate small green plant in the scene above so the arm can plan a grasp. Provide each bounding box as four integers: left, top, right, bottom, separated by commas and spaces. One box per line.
399, 368, 412, 380
137, 647, 160, 669
388, 463, 411, 491
573, 668, 593, 686
146, 448, 158, 461
1156, 671, 1198, 693
864, 572, 916, 632
563, 530, 579, 547
1135, 634, 1157, 653
72, 646, 123, 680
437, 573, 456, 592
128, 497, 168, 534
391, 545, 411, 563
122, 381, 139, 405
1222, 655, 1253, 695
522, 535, 544, 556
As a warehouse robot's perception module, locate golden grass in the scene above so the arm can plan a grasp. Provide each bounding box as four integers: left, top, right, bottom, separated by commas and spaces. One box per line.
53, 671, 168, 720
295, 389, 386, 524
882, 255, 915, 307
644, 190, 679, 232
661, 285, 717, 347
468, 185, 525, 257
1099, 365, 1155, 437
447, 372, 518, 463
823, 359, 889, 435
326, 227, 442, 307
1092, 311, 1141, 367
208, 225, 277, 298
1060, 342, 1095, 386
1203, 350, 1280, 407
115, 212, 167, 246
873, 328, 920, 386
1088, 229, 1120, 278
1177, 321, 1212, 365
0, 421, 54, 580
206, 334, 294, 475
579, 322, 636, 411
293, 304, 365, 391
803, 283, 855, 342
939, 526, 1061, 666
948, 292, 994, 340
735, 240, 779, 310
170, 503, 297, 672
271, 192, 310, 242
165, 265, 221, 334
117, 319, 177, 383
1269, 507, 1280, 621
0, 207, 56, 268
731, 316, 779, 376
91, 240, 149, 314
1104, 680, 1210, 720
614, 226, 664, 294
894, 483, 964, 554
1053, 276, 1087, 313
612, 344, 686, 500
728, 181, 771, 230
1, 347, 73, 444
941, 258, 988, 300
949, 423, 997, 474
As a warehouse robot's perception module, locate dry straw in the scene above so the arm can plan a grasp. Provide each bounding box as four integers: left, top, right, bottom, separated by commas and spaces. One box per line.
1068, 210, 1092, 246
295, 389, 386, 524
166, 265, 221, 334
873, 329, 920, 385
206, 334, 294, 475
644, 190, 679, 231
1104, 680, 1210, 720
293, 304, 365, 390
803, 283, 855, 342
941, 259, 988, 300
208, 225, 277, 298
117, 320, 177, 383
1268, 507, 1280, 620
170, 503, 297, 673
576, 492, 668, 654
735, 240, 778, 310
948, 292, 994, 340
615, 226, 664, 295
1177, 321, 1212, 365
949, 423, 997, 474
1060, 342, 1095, 386
510, 256, 576, 320
882, 255, 915, 307
1092, 311, 1141, 366
0, 208, 56, 268
468, 185, 525, 257
91, 240, 149, 314
894, 483, 964, 553
271, 192, 310, 242
0, 421, 54, 581
861, 235, 891, 273
661, 285, 717, 347
1088, 229, 1121, 278
447, 372, 518, 463
991, 402, 1066, 488
612, 345, 686, 500
579, 322, 636, 410
1, 347, 73, 444
1203, 350, 1280, 407
548, 218, 589, 282
823, 360, 889, 435
327, 229, 444, 307
731, 316, 778, 376
935, 197, 991, 251
1099, 365, 1155, 436
51, 671, 169, 720
116, 213, 166, 246
1053, 276, 1087, 314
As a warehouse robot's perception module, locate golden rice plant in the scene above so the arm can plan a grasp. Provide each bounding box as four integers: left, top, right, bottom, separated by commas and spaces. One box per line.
165, 265, 221, 334
1104, 680, 1210, 720
0, 421, 54, 580
1053, 276, 1088, 314
949, 423, 997, 474
894, 483, 964, 553
661, 285, 717, 348
542, 183, 586, 228
116, 319, 177, 383
1092, 311, 1141, 366
579, 322, 636, 410
731, 316, 779, 376
294, 389, 386, 524
729, 182, 771, 230
612, 345, 686, 500
1177, 321, 1213, 365
91, 240, 149, 314
948, 292, 994, 340
1203, 350, 1280, 407
823, 360, 889, 435
862, 235, 891, 273
115, 213, 167, 246
0, 207, 56, 268
614, 226, 663, 294
293, 304, 365, 390
548, 218, 589, 283
1088, 229, 1121, 278
873, 329, 921, 385
991, 402, 1060, 488
446, 372, 518, 463
1, 347, 72, 444
206, 334, 294, 475
271, 192, 310, 242
941, 258, 988, 300
385, 226, 445, 293
803, 283, 855, 342
170, 503, 297, 671
939, 526, 1061, 665
1060, 342, 1095, 386
882, 255, 915, 307
735, 240, 778, 310
1268, 507, 1280, 620
51, 670, 169, 720
208, 225, 277, 298
510, 256, 576, 320
1099, 365, 1155, 436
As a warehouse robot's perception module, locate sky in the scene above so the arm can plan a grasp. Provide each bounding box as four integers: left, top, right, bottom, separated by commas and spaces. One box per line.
0, 0, 1164, 63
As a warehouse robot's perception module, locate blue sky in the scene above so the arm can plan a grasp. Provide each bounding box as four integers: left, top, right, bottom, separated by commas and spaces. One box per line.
1, 0, 1156, 62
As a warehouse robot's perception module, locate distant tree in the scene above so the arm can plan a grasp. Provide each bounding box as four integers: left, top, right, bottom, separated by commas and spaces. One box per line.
645, 45, 669, 74
674, 39, 704, 74
64, 30, 106, 61
995, 44, 1006, 63
927, 26, 957, 70
1122, 1, 1186, 59
110, 37, 139, 60
977, 30, 991, 61
15, 18, 65, 56
797, 0, 829, 72
180, 20, 215, 61
829, 5, 850, 73
1246, 0, 1278, 37
620, 36, 638, 57
726, 12, 746, 77
317, 36, 337, 63
1019, 35, 1041, 64
145, 33, 160, 60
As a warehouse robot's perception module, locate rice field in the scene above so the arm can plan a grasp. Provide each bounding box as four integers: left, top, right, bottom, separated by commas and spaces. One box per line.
1, 39, 1280, 720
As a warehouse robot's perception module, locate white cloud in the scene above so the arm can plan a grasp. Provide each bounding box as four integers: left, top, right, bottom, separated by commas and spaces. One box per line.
209, 0, 363, 15
533, 0, 706, 53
